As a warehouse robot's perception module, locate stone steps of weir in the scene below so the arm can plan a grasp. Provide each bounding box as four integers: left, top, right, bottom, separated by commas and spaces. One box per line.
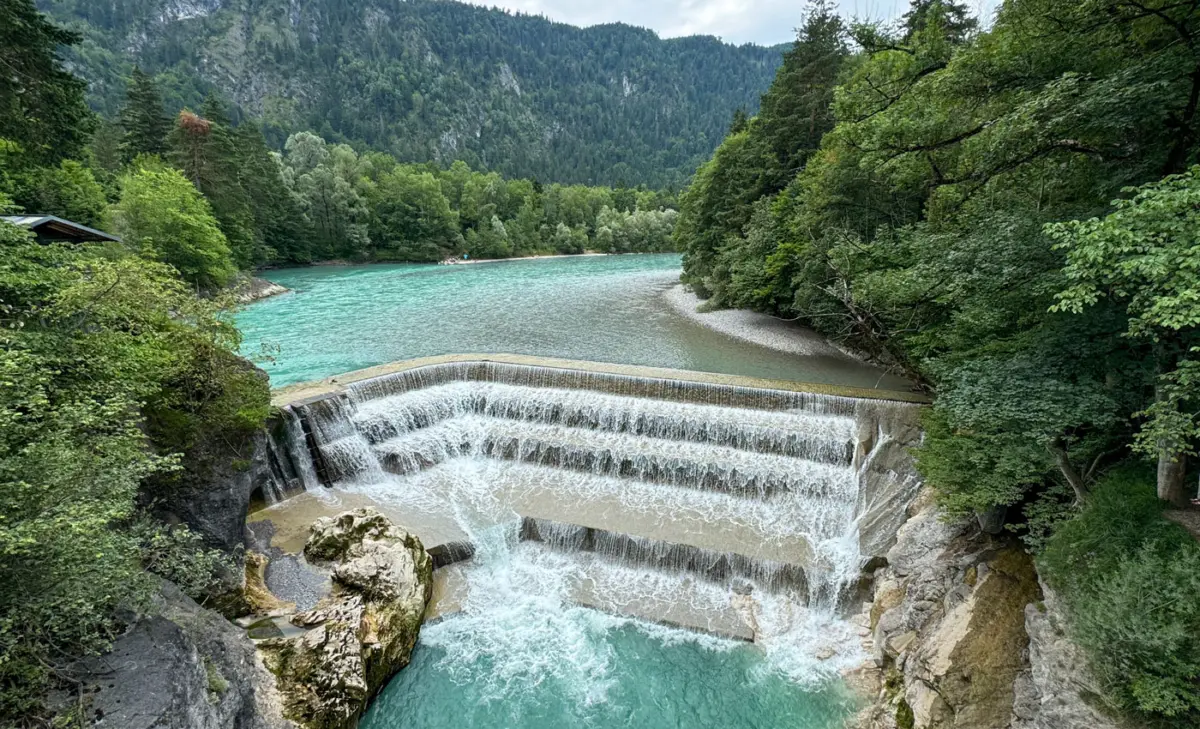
348, 382, 857, 464
363, 417, 856, 500
333, 460, 840, 567
426, 549, 759, 641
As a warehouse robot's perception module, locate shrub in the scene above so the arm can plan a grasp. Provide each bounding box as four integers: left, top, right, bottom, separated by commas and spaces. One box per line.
1040, 468, 1200, 726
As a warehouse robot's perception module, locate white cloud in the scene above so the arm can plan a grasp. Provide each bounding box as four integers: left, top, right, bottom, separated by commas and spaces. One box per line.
461, 0, 1001, 45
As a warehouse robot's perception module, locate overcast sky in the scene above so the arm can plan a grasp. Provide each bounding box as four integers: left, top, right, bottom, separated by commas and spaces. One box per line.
462, 0, 1001, 46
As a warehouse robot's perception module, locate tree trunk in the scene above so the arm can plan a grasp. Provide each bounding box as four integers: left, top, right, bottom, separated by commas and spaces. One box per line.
1157, 448, 1190, 507
1048, 439, 1088, 506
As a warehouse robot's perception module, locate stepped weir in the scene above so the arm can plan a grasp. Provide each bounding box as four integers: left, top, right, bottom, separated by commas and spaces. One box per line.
256, 355, 926, 664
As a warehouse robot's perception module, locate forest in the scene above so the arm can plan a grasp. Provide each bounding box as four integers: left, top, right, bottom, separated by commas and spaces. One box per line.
35, 0, 786, 189
674, 0, 1200, 725
1, 1, 272, 723
5, 62, 679, 288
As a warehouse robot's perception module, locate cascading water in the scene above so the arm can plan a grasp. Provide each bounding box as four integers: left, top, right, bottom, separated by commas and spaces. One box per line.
267, 361, 923, 728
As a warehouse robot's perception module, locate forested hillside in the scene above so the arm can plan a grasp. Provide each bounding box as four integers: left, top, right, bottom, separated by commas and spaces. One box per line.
675, 1, 1200, 725
37, 0, 785, 188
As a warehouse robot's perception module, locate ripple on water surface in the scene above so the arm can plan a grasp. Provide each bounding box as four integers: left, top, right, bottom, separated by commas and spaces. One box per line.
236, 254, 900, 388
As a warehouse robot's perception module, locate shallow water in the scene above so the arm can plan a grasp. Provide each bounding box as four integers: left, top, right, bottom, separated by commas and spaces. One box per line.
236, 254, 902, 388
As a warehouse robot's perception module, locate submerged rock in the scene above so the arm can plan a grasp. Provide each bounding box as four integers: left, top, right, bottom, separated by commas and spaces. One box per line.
259, 509, 433, 729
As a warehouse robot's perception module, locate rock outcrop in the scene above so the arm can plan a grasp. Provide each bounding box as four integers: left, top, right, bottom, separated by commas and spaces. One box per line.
854, 491, 1131, 729
855, 491, 1039, 729
1011, 582, 1130, 729
76, 581, 292, 729
77, 510, 429, 729
234, 275, 290, 304
258, 509, 433, 729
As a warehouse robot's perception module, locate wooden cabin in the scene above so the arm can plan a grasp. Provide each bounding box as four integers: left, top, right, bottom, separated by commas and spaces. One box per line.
1, 215, 122, 244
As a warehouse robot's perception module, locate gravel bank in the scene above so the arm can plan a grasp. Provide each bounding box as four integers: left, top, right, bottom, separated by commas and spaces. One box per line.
663, 285, 856, 359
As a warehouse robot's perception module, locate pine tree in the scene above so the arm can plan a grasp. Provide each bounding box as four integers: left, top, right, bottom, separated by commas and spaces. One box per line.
902, 0, 977, 44
234, 123, 310, 263
728, 107, 749, 135
168, 99, 259, 268
0, 0, 93, 165
754, 0, 848, 194
118, 67, 171, 163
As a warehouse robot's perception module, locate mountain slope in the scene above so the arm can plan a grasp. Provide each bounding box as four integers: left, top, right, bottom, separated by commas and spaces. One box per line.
42, 0, 787, 188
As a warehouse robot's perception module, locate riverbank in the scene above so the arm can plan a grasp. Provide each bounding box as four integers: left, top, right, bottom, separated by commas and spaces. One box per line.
662, 285, 846, 357
258, 251, 636, 271
663, 286, 910, 388
442, 252, 612, 265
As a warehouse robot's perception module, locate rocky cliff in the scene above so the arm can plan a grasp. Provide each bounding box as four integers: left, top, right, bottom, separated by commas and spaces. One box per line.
76, 510, 430, 729
853, 491, 1131, 729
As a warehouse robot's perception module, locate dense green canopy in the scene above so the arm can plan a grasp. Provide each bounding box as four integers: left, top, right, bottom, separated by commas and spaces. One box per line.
37, 0, 787, 189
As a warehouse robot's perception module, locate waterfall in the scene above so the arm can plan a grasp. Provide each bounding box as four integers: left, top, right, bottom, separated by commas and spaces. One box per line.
281, 406, 321, 492
271, 360, 923, 685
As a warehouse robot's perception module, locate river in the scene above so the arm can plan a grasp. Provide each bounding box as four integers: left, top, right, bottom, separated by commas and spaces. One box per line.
240, 254, 895, 729
236, 254, 905, 390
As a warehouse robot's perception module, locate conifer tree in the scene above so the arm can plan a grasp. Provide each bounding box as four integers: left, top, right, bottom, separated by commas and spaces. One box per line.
754, 0, 848, 194
902, 0, 977, 44
0, 0, 93, 165
118, 67, 171, 163
168, 97, 259, 268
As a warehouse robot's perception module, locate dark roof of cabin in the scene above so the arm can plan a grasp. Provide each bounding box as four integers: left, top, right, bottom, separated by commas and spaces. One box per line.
1, 215, 122, 243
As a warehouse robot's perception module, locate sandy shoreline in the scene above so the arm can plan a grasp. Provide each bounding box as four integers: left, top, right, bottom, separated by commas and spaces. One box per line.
446, 252, 611, 265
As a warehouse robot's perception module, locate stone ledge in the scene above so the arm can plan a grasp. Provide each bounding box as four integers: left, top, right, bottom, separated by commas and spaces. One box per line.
271, 353, 932, 408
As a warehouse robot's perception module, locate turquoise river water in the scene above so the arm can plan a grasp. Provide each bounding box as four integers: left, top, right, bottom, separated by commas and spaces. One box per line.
240, 254, 879, 728
237, 253, 900, 389
361, 623, 857, 729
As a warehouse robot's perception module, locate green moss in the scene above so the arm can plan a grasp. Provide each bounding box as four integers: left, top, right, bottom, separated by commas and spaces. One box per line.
203, 656, 228, 699
963, 564, 977, 587
896, 698, 915, 729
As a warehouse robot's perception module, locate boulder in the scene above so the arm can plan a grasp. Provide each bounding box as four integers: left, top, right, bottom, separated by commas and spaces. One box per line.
259, 509, 432, 729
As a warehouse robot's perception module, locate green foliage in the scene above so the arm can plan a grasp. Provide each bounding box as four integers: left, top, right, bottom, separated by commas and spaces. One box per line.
677, 0, 848, 301
119, 66, 171, 163
369, 167, 462, 261
677, 2, 1200, 718
41, 0, 786, 189
1040, 470, 1200, 726
111, 164, 237, 289
169, 102, 261, 268
1051, 168, 1200, 339
0, 0, 93, 165
130, 518, 236, 600
0, 219, 267, 724
8, 159, 109, 228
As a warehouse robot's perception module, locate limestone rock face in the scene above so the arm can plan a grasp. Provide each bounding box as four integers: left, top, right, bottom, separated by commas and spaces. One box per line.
855, 492, 1041, 729
259, 509, 433, 729
1011, 582, 1130, 729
